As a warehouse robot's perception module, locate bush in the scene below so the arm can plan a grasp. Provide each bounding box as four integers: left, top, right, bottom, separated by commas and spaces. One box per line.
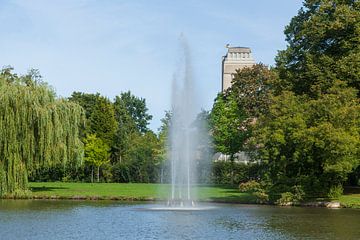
239, 180, 261, 193
328, 185, 343, 199
111, 162, 131, 182
101, 163, 113, 183
275, 185, 305, 206
276, 192, 295, 206
292, 185, 305, 201
212, 161, 262, 185
239, 180, 269, 204
253, 190, 269, 204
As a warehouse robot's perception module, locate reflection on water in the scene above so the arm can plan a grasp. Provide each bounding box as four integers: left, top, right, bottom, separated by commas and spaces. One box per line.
0, 200, 359, 240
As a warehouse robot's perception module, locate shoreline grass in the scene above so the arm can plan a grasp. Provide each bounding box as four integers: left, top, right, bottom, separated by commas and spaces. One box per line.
2, 182, 358, 208
28, 182, 257, 203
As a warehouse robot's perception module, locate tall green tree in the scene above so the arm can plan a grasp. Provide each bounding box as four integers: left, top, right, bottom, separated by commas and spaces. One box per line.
115, 91, 152, 133
89, 97, 118, 146
69, 92, 100, 119
68, 92, 100, 138
246, 0, 360, 199
210, 92, 248, 157
210, 90, 251, 184
253, 83, 360, 197
276, 0, 360, 96
0, 68, 84, 196
231, 64, 277, 117
69, 92, 117, 146
84, 134, 110, 183
112, 91, 152, 164
121, 131, 161, 182
112, 96, 137, 163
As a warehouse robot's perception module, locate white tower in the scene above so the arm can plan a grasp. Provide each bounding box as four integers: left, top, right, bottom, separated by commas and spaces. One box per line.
222, 46, 255, 91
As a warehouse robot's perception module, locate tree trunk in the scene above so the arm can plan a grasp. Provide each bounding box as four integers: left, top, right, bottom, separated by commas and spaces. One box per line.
230, 154, 234, 185
97, 166, 100, 183
91, 166, 94, 183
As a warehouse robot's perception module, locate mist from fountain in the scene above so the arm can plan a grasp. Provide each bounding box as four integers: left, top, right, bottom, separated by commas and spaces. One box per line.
166, 36, 202, 208
146, 37, 213, 211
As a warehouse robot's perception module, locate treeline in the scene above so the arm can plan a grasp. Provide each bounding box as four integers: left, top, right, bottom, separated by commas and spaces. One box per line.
27, 89, 213, 184
0, 65, 216, 198
27, 90, 165, 183
210, 0, 360, 202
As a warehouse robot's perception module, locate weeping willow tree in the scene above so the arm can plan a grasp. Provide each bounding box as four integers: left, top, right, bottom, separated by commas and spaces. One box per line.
0, 68, 84, 197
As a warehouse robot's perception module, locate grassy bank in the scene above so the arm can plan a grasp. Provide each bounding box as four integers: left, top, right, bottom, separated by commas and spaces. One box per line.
338, 187, 360, 208
29, 182, 256, 203
25, 183, 360, 208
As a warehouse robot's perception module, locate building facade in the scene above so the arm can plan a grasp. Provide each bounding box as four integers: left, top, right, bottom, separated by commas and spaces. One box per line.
221, 46, 255, 91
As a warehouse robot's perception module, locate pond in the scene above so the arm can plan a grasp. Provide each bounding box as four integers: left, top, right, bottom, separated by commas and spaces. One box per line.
0, 200, 359, 239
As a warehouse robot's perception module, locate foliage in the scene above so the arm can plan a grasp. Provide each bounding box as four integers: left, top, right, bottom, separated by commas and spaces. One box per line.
0, 68, 84, 196
253, 190, 269, 204
112, 96, 137, 163
70, 92, 118, 146
194, 110, 213, 183
276, 192, 297, 206
239, 180, 269, 204
69, 92, 100, 120
115, 91, 152, 133
111, 91, 152, 165
276, 185, 305, 205
211, 162, 261, 185
122, 131, 162, 183
231, 63, 277, 117
89, 97, 118, 146
347, 165, 360, 186
210, 92, 248, 156
252, 83, 360, 198
275, 0, 360, 96
84, 134, 110, 182
239, 180, 261, 193
68, 92, 100, 138
29, 163, 90, 182
328, 184, 344, 199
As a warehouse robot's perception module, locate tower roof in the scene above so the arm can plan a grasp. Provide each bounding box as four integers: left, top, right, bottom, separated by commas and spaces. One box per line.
227, 47, 251, 53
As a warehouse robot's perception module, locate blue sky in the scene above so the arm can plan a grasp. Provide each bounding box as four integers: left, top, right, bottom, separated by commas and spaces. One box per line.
0, 0, 303, 131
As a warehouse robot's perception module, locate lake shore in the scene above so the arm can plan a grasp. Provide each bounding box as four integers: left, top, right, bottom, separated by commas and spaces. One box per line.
2, 182, 359, 209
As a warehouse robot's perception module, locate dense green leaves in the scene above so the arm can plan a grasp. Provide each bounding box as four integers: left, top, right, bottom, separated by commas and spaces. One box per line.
276, 0, 360, 96
231, 64, 277, 117
84, 134, 110, 183
89, 97, 118, 146
68, 90, 158, 183
210, 92, 248, 156
252, 84, 360, 196
209, 0, 360, 200
0, 68, 84, 196
115, 91, 153, 133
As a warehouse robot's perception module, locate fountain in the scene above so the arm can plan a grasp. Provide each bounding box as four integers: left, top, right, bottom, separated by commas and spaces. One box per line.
150, 36, 212, 211
167, 36, 199, 208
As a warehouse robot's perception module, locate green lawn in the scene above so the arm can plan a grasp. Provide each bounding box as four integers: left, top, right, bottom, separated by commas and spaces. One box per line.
29, 182, 256, 203
28, 182, 360, 208
338, 187, 360, 208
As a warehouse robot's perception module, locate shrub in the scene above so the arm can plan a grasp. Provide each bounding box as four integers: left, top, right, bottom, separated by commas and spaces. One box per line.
275, 186, 305, 206
211, 162, 262, 185
239, 180, 261, 193
276, 192, 295, 206
328, 184, 343, 199
292, 185, 305, 201
253, 190, 269, 204
239, 180, 269, 204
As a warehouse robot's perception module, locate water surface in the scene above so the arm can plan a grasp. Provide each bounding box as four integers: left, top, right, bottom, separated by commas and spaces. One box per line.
0, 200, 359, 240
